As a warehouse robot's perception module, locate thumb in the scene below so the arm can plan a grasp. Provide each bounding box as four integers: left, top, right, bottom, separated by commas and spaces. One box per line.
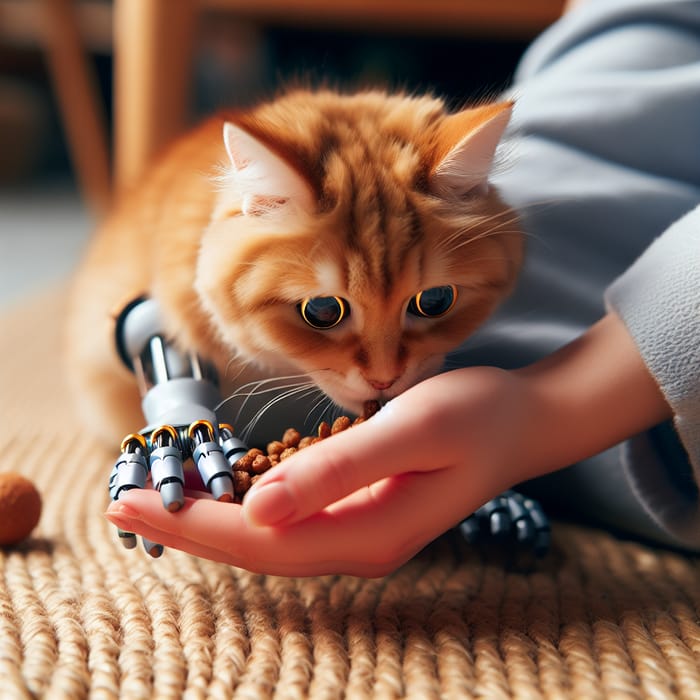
242, 396, 446, 526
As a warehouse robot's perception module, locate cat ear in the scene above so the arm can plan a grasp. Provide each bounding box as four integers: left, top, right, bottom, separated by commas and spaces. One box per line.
429, 101, 513, 199
223, 121, 314, 216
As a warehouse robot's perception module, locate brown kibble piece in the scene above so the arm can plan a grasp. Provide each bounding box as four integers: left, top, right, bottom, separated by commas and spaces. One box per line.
282, 428, 301, 448
251, 454, 272, 474
266, 440, 285, 456
233, 470, 252, 495
238, 414, 378, 503
233, 453, 254, 471
234, 448, 264, 471
332, 416, 352, 434
0, 472, 41, 546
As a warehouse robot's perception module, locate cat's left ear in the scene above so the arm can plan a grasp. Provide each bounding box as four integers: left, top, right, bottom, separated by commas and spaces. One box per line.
223, 121, 314, 216
429, 101, 513, 199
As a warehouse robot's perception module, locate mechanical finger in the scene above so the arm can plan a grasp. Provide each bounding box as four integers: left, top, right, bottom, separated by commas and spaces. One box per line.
190, 420, 235, 502
111, 434, 149, 550
149, 425, 185, 512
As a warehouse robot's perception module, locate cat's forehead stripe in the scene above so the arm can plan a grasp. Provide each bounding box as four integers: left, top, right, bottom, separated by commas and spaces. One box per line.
331, 137, 421, 297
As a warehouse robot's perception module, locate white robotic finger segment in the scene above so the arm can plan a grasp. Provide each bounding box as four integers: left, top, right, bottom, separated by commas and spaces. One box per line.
149, 444, 186, 510
219, 429, 249, 467
208, 474, 234, 502
149, 445, 184, 489
193, 441, 234, 500
118, 529, 138, 549
108, 463, 119, 501
222, 438, 248, 467
142, 538, 164, 558
159, 481, 185, 512
115, 486, 145, 549
112, 452, 149, 499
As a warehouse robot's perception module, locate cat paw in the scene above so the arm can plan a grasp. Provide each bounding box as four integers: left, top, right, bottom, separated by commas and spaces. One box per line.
458, 489, 550, 557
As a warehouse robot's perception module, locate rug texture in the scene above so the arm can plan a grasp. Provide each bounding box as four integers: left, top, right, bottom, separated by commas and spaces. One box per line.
2, 287, 700, 699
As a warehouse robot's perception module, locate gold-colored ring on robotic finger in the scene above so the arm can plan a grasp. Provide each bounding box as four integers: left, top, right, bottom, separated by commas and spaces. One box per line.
120, 433, 147, 452
218, 422, 234, 434
188, 419, 215, 441
151, 424, 178, 445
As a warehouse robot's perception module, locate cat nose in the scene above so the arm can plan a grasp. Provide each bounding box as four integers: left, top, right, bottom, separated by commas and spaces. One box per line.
367, 378, 397, 391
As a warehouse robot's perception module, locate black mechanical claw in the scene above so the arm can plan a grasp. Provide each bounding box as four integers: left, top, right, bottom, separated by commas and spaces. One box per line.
458, 489, 551, 557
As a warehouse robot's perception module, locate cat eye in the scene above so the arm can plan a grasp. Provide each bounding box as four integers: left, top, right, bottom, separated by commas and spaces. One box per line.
407, 285, 458, 318
298, 296, 349, 329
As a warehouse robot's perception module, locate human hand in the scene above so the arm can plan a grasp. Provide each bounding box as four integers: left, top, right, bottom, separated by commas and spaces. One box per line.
105, 366, 537, 576
105, 313, 672, 576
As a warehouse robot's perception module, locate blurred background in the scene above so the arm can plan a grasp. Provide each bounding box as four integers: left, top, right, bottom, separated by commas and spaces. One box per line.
0, 0, 564, 309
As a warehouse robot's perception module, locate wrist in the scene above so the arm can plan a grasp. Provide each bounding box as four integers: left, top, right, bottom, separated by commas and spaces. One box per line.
514, 313, 672, 478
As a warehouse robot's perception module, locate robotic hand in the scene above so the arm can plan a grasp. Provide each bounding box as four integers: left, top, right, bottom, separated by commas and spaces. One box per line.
458, 489, 551, 558
109, 298, 249, 557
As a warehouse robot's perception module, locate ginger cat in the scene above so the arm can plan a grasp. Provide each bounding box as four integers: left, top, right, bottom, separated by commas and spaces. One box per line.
65, 89, 523, 446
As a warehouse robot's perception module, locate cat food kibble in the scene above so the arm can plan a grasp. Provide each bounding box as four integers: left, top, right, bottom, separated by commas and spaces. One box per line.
282, 428, 301, 448
0, 472, 42, 546
232, 400, 381, 502
232, 470, 252, 494
331, 416, 352, 433
251, 454, 272, 474
266, 440, 285, 456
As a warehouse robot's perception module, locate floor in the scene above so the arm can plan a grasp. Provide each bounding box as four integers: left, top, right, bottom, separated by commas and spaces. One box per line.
0, 180, 93, 310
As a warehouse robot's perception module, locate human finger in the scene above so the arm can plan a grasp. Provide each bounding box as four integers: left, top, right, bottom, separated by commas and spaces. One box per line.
105, 471, 454, 577
241, 392, 448, 527
106, 487, 393, 575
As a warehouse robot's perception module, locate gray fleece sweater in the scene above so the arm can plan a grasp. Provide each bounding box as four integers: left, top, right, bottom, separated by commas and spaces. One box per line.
463, 0, 700, 548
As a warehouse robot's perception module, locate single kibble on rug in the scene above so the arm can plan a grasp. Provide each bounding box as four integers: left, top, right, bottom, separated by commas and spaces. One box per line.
0, 472, 42, 546
232, 400, 381, 503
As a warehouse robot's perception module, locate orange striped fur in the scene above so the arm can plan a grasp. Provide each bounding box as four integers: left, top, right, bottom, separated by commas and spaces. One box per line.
66, 89, 523, 442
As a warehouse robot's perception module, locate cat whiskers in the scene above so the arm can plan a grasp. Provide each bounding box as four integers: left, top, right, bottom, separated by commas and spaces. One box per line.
217, 372, 310, 413
241, 382, 324, 441
439, 210, 524, 254
216, 374, 324, 441
306, 391, 337, 429
288, 367, 347, 429
440, 196, 563, 255
222, 357, 252, 386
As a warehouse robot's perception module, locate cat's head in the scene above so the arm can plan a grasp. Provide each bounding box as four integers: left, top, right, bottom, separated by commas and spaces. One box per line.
197, 91, 523, 415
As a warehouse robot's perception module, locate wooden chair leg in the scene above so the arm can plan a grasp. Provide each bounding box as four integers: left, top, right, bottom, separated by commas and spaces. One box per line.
113, 0, 197, 193
40, 0, 111, 215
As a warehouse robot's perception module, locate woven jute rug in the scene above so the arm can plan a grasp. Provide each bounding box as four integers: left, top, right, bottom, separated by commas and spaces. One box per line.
2, 287, 700, 700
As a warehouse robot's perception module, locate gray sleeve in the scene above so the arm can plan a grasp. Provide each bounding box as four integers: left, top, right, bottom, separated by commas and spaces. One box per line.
511, 0, 700, 186
471, 0, 700, 549
605, 206, 700, 546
